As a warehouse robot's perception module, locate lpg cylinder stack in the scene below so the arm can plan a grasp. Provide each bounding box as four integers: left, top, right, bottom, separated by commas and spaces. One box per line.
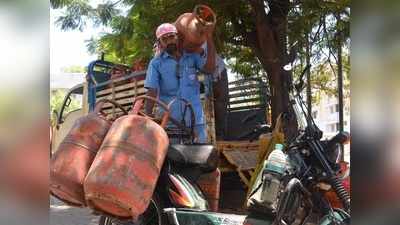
50, 4, 217, 219
50, 99, 127, 206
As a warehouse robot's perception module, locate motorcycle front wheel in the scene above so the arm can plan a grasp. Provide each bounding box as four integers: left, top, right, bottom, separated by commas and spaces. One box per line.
98, 191, 167, 225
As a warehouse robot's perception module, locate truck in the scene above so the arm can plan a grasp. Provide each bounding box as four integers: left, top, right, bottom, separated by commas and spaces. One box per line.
51, 59, 271, 211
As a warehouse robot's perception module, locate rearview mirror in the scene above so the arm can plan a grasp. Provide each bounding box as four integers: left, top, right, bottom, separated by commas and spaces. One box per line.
65, 97, 71, 107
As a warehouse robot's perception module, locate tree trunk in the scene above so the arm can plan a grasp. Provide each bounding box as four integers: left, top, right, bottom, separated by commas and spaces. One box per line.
336, 13, 344, 159
249, 0, 297, 141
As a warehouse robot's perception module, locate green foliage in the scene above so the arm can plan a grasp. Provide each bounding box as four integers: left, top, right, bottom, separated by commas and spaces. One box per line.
286, 0, 350, 103
50, 89, 81, 126
50, 90, 65, 114
50, 0, 75, 9
225, 44, 265, 78
51, 0, 350, 98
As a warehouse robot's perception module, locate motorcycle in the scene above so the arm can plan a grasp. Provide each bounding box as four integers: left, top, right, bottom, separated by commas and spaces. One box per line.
264, 64, 351, 225
97, 97, 218, 225
163, 65, 351, 225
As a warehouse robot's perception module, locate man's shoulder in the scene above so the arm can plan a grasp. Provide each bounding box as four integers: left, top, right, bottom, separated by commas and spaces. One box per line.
183, 51, 203, 64
183, 51, 201, 57
149, 55, 163, 66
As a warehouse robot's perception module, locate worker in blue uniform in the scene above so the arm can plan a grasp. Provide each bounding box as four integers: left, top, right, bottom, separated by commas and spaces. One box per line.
144, 23, 216, 143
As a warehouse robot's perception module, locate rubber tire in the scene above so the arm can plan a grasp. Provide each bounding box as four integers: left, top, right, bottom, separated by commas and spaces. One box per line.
98, 191, 168, 225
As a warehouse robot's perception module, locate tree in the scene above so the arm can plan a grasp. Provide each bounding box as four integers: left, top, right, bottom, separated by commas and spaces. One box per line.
51, 0, 350, 140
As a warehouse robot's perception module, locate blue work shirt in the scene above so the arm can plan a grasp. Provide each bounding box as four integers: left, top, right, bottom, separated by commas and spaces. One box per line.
200, 42, 226, 97
144, 50, 206, 126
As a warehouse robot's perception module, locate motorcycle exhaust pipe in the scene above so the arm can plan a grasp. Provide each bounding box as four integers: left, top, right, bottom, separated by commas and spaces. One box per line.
275, 178, 313, 225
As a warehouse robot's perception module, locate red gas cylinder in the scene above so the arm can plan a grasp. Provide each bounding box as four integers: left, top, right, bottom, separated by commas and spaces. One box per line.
197, 168, 221, 212
175, 4, 216, 53
50, 99, 127, 206
84, 96, 170, 220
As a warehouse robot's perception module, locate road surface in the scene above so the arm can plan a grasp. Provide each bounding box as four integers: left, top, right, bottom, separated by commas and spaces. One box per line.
50, 196, 100, 225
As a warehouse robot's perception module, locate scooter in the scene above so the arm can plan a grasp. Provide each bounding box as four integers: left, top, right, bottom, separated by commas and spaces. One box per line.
98, 97, 219, 225
163, 65, 351, 225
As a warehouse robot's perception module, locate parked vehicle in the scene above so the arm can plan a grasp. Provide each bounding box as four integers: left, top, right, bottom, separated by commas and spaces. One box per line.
163, 65, 351, 225
51, 59, 271, 212
263, 64, 350, 224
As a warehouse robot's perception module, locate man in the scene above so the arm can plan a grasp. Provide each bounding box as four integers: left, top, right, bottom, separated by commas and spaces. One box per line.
200, 42, 229, 140
144, 23, 216, 143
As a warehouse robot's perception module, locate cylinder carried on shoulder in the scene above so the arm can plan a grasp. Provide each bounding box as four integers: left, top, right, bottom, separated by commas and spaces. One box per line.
50, 99, 127, 206
175, 4, 216, 53
84, 96, 170, 220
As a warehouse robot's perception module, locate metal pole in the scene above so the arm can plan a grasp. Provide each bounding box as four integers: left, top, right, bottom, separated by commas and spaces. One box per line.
337, 15, 344, 159
306, 33, 312, 117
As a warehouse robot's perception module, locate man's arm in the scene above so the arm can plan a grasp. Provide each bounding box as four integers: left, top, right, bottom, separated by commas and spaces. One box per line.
202, 35, 216, 74
143, 59, 160, 115
145, 88, 158, 115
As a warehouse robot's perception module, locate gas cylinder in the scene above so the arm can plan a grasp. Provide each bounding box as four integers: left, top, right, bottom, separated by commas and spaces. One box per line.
84, 96, 170, 220
197, 168, 221, 212
175, 4, 216, 53
50, 99, 127, 206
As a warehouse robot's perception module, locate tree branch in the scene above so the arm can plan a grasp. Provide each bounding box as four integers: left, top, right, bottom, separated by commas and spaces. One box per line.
111, 0, 123, 7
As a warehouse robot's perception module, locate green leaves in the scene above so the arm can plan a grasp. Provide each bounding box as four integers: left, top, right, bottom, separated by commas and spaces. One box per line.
94, 3, 119, 27
225, 43, 264, 78
52, 0, 350, 99
54, 0, 92, 31
50, 0, 76, 9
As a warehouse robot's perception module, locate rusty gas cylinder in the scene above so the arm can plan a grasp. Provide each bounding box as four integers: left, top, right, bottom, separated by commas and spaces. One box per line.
84, 96, 170, 220
197, 168, 221, 212
50, 99, 127, 206
175, 4, 216, 53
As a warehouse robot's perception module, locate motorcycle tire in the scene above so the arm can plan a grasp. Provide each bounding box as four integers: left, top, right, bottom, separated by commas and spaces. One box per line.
98, 190, 168, 225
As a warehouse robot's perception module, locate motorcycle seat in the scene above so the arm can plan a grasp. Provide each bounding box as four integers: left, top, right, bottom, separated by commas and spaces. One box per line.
167, 144, 218, 172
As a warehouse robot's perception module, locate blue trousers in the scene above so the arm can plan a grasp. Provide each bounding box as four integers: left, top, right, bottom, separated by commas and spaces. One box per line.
194, 124, 207, 143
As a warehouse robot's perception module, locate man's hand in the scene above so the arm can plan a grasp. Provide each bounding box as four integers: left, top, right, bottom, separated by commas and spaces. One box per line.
203, 35, 216, 74
206, 26, 214, 39
144, 89, 157, 116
